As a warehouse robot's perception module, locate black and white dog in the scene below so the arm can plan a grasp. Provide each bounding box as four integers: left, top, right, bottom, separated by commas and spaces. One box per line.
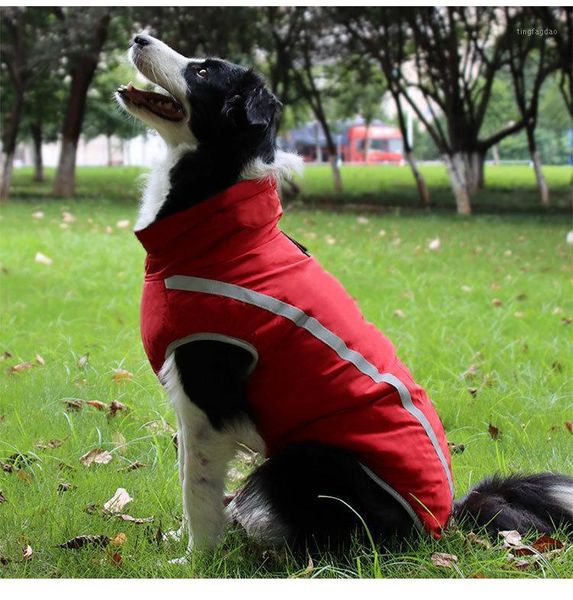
116, 33, 572, 557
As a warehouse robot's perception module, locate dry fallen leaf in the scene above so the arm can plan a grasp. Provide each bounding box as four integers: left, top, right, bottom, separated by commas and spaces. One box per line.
35, 438, 66, 450
356, 216, 369, 225
488, 423, 501, 440
110, 533, 127, 547
431, 552, 458, 568
59, 535, 110, 549
8, 362, 35, 374
85, 503, 99, 514
462, 364, 479, 380
119, 461, 147, 473
1, 351, 13, 361
109, 551, 122, 565
22, 545, 33, 561
461, 285, 472, 293
35, 354, 45, 366
57, 482, 73, 493
35, 252, 53, 266
32, 211, 45, 219
447, 442, 465, 455
0, 490, 6, 503
62, 211, 77, 223
112, 369, 133, 382
467, 386, 478, 397
491, 298, 503, 307
85, 400, 107, 411
499, 530, 522, 548
565, 422, 573, 434
529, 534, 564, 554
393, 309, 406, 319
115, 514, 154, 525
103, 488, 133, 514
80, 448, 113, 467
109, 400, 128, 418
566, 231, 573, 245
116, 219, 131, 229
62, 399, 83, 411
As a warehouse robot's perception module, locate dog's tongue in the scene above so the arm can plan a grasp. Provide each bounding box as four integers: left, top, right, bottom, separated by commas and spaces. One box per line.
119, 83, 184, 121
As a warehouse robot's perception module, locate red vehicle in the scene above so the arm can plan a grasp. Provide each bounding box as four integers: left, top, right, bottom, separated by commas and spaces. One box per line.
343, 123, 403, 164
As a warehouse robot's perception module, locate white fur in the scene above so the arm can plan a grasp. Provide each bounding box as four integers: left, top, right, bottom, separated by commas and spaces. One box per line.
550, 484, 573, 516
134, 144, 192, 231
240, 149, 304, 184
159, 354, 264, 553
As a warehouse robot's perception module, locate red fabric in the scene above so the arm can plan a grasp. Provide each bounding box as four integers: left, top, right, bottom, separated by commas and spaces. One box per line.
135, 178, 453, 536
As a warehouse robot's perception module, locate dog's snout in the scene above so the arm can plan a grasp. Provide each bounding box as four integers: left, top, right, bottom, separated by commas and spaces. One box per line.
133, 34, 151, 47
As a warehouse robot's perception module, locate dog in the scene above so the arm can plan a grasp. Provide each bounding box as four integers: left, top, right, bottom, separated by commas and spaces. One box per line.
116, 33, 573, 556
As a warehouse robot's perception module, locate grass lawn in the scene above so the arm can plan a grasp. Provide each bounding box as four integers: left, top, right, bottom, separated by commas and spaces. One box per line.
9, 163, 573, 212
1, 170, 572, 578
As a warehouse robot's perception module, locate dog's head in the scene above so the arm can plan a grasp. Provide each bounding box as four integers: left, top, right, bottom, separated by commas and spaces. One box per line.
116, 33, 282, 152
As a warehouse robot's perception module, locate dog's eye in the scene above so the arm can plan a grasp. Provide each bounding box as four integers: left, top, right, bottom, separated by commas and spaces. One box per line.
197, 68, 208, 79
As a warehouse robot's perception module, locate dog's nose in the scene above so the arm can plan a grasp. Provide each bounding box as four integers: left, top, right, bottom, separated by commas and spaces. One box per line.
133, 34, 151, 47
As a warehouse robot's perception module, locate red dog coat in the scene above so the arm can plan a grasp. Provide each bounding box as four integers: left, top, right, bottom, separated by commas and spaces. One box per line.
135, 178, 453, 536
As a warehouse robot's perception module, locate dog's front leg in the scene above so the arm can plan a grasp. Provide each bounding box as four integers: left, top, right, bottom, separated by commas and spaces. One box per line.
178, 410, 236, 550
160, 341, 254, 553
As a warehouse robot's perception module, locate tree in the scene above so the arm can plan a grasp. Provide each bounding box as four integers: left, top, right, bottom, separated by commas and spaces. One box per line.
537, 7, 572, 117
21, 71, 63, 181
339, 7, 530, 214
504, 8, 558, 206
327, 59, 387, 161
52, 8, 111, 197
0, 7, 55, 200
259, 7, 344, 192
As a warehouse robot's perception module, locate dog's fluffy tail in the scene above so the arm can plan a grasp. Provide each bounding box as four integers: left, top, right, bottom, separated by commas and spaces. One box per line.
453, 473, 573, 534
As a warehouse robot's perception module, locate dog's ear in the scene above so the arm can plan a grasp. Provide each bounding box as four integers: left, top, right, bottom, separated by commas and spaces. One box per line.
224, 87, 282, 129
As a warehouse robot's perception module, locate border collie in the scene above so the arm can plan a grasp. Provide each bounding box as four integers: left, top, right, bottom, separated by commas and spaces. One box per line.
116, 33, 572, 557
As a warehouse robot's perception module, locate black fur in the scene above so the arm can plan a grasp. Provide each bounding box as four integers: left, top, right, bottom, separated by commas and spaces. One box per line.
453, 473, 573, 535
157, 59, 281, 221
174, 341, 254, 430
231, 442, 416, 553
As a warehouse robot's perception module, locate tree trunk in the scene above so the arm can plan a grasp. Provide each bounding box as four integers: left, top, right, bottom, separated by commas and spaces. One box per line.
52, 14, 110, 197
0, 153, 15, 203
328, 155, 343, 194
364, 122, 371, 163
444, 153, 472, 215
53, 138, 78, 197
531, 150, 549, 206
464, 151, 485, 194
525, 127, 549, 206
31, 122, 44, 182
107, 135, 113, 167
404, 150, 430, 208
0, 90, 24, 202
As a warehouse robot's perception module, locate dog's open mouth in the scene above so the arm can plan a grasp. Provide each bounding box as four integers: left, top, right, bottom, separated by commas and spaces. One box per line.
117, 83, 185, 122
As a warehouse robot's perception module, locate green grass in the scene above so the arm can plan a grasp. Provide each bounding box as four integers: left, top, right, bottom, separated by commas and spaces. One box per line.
10, 163, 573, 211
1, 173, 572, 578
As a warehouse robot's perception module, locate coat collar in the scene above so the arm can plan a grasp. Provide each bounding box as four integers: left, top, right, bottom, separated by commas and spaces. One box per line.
135, 178, 282, 273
